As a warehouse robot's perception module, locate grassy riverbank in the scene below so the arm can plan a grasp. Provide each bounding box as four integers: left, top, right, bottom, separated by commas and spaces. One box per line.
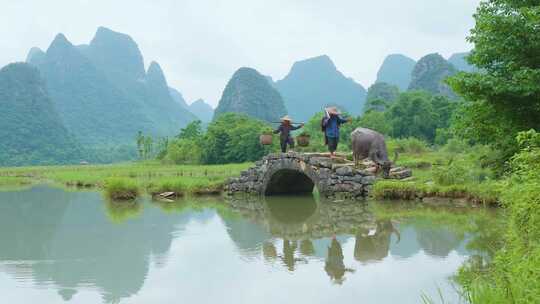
372, 143, 502, 205
0, 161, 252, 198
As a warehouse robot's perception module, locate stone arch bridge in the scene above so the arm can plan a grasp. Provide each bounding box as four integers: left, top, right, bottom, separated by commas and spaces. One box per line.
226, 152, 388, 199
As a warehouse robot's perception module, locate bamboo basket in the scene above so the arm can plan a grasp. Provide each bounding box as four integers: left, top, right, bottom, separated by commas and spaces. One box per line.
296, 135, 310, 147
260, 134, 273, 145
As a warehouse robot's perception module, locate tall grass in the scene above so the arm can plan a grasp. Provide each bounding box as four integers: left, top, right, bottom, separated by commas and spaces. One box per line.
0, 162, 251, 195
104, 177, 139, 200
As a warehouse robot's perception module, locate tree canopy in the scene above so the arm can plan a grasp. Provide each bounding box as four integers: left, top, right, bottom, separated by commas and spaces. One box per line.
448, 0, 540, 160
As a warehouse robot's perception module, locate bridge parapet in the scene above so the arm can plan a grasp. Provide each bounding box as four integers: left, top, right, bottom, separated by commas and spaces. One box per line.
225, 152, 378, 199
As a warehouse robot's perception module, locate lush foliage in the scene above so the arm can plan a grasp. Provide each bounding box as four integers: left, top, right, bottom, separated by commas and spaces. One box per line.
364, 82, 400, 112
457, 130, 540, 303
372, 142, 501, 205
158, 114, 277, 165
447, 0, 540, 164
386, 91, 457, 143
0, 63, 84, 166
0, 161, 251, 196
104, 177, 139, 200
202, 113, 277, 163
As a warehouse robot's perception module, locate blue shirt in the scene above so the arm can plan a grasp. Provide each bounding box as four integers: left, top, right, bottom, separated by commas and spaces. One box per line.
324, 115, 348, 138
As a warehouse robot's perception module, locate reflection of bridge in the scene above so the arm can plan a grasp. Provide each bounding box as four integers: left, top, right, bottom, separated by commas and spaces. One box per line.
228, 196, 376, 239
226, 152, 377, 199
225, 196, 469, 283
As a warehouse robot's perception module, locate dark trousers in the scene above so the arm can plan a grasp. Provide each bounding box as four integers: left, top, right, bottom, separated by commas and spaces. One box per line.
280, 137, 294, 153
327, 136, 338, 152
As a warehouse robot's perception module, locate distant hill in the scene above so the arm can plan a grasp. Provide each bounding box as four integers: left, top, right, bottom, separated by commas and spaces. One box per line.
275, 55, 366, 121
0, 63, 84, 166
26, 27, 195, 145
82, 27, 196, 136
375, 54, 416, 91
214, 67, 287, 122
28, 33, 154, 145
408, 53, 458, 98
448, 52, 476, 72
169, 87, 189, 109
189, 99, 214, 123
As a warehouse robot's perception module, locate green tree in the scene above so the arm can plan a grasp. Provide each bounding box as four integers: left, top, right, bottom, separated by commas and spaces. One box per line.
136, 131, 144, 159
202, 113, 275, 164
447, 0, 540, 160
177, 120, 203, 141
164, 139, 202, 164
364, 82, 400, 112
386, 91, 438, 142
357, 111, 392, 135
143, 136, 153, 160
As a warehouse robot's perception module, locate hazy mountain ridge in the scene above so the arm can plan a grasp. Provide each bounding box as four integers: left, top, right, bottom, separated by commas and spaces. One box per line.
448, 52, 476, 72
214, 67, 287, 122
275, 55, 366, 121
189, 99, 214, 123
375, 54, 416, 91
408, 53, 458, 98
25, 27, 195, 145
169, 87, 189, 109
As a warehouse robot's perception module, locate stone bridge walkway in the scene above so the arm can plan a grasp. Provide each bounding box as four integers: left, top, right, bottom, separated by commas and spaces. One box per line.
225, 152, 411, 199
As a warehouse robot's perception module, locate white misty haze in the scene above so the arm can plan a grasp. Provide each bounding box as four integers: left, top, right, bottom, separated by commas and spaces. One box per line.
0, 0, 480, 107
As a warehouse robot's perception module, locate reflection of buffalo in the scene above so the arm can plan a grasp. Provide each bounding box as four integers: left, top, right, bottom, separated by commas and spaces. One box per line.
354, 220, 400, 263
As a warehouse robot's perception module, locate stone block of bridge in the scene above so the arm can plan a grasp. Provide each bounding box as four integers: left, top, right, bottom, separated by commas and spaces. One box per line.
225, 152, 378, 199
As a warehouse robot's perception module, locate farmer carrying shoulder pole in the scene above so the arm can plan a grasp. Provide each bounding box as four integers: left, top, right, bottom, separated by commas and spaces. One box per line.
274, 115, 304, 153
321, 107, 351, 157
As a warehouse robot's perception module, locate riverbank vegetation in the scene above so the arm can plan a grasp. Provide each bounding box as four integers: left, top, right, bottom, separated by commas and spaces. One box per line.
0, 162, 251, 198
444, 0, 540, 302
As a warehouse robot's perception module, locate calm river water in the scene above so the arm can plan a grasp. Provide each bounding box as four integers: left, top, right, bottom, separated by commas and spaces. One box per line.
0, 185, 499, 304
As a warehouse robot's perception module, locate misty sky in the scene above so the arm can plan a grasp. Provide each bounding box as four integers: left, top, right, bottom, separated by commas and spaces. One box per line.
1, 0, 480, 107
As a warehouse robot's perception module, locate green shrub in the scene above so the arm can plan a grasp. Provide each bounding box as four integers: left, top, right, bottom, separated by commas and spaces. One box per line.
104, 177, 139, 200
458, 130, 540, 303
149, 179, 188, 195
441, 138, 470, 154
164, 139, 202, 165
433, 159, 492, 186
390, 137, 429, 154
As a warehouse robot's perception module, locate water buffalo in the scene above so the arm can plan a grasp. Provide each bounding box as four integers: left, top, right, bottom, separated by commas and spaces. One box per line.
351, 127, 393, 178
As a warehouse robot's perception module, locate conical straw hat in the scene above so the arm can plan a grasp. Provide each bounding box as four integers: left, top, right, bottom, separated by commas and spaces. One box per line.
325, 107, 340, 115
281, 115, 292, 121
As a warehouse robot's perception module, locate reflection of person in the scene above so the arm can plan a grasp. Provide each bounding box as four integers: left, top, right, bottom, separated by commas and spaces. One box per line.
58, 289, 77, 302
321, 107, 351, 157
282, 239, 298, 271
274, 115, 304, 153
262, 241, 278, 261
324, 237, 354, 284
299, 239, 315, 256
354, 220, 399, 263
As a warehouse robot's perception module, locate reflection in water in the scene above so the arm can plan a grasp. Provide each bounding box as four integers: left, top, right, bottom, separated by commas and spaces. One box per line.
104, 198, 143, 223
0, 186, 501, 304
354, 220, 399, 263
0, 186, 191, 303
325, 238, 354, 284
